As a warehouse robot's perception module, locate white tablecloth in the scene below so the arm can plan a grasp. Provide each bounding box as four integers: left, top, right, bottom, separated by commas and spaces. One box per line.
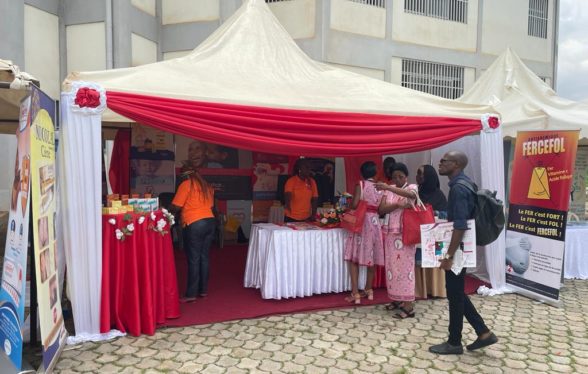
244, 223, 365, 299
564, 225, 588, 279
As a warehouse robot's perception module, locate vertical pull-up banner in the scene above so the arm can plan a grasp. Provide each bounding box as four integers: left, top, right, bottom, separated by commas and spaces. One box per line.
0, 93, 32, 371
29, 86, 67, 372
505, 130, 579, 303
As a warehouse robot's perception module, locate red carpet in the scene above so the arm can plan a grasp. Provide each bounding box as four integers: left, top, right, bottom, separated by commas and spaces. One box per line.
164, 244, 487, 327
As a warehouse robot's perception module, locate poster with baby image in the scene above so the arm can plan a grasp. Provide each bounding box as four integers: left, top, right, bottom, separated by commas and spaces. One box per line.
130, 124, 175, 196
175, 136, 239, 170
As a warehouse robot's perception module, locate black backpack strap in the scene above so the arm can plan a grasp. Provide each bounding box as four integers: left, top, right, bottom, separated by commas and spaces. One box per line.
455, 179, 477, 194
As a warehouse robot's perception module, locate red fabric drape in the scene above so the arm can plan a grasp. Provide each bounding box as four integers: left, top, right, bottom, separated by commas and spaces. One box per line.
108, 129, 131, 195
344, 156, 385, 194
106, 91, 482, 157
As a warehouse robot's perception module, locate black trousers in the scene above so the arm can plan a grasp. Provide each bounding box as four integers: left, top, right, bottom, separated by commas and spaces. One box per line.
183, 218, 216, 297
445, 268, 489, 345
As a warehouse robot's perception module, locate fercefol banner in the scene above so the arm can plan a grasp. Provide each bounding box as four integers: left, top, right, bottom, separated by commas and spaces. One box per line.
0, 94, 32, 370
506, 130, 579, 302
29, 86, 67, 372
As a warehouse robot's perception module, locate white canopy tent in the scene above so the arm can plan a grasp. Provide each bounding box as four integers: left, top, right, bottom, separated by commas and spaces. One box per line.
59, 0, 506, 342
459, 48, 588, 139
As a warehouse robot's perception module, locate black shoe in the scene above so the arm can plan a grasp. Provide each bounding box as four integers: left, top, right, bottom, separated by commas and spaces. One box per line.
466, 332, 498, 351
428, 342, 464, 355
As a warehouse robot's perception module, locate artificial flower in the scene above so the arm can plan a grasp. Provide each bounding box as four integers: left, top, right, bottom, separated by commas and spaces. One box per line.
138, 216, 145, 224
115, 229, 124, 240
108, 218, 116, 225
126, 223, 135, 232
150, 212, 156, 221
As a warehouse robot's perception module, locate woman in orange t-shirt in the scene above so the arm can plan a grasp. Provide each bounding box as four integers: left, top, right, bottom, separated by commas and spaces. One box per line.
284, 159, 318, 222
171, 167, 216, 303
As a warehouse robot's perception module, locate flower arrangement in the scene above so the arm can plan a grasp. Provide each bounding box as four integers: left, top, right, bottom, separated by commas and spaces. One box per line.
109, 213, 135, 241
149, 208, 175, 236
315, 208, 345, 228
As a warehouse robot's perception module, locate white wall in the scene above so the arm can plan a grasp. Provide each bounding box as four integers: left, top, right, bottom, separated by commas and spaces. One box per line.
327, 63, 385, 81
131, 33, 157, 67
268, 0, 315, 39
391, 0, 478, 52
163, 50, 192, 60
481, 0, 553, 62
66, 22, 107, 74
24, 5, 60, 99
132, 0, 156, 16
330, 0, 386, 39
162, 0, 219, 25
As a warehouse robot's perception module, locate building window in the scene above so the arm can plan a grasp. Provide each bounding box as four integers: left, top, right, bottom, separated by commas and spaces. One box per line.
348, 0, 386, 8
401, 59, 465, 99
404, 0, 468, 23
528, 0, 548, 39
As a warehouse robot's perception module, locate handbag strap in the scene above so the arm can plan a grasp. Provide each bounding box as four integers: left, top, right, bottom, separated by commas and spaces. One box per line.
404, 184, 426, 211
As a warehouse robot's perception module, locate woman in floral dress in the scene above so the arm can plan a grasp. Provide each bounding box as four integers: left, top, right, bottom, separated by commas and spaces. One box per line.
343, 162, 385, 304
376, 162, 418, 318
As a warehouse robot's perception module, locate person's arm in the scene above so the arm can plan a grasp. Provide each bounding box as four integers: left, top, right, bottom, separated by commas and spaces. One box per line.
170, 180, 188, 217
439, 185, 472, 270
439, 229, 465, 270
374, 182, 417, 199
350, 183, 361, 209
378, 197, 412, 215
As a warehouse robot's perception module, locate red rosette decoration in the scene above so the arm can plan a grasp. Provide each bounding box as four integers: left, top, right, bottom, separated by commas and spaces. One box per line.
488, 116, 500, 129
74, 87, 101, 108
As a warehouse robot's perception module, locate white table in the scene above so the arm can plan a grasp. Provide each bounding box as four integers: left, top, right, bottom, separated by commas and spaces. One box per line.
564, 224, 588, 279
244, 223, 366, 299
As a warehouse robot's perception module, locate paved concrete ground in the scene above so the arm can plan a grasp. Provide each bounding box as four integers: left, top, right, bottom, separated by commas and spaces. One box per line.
55, 279, 588, 373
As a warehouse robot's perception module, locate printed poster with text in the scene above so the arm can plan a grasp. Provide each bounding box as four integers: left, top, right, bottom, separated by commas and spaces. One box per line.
506, 130, 579, 302
0, 94, 32, 370
29, 87, 67, 372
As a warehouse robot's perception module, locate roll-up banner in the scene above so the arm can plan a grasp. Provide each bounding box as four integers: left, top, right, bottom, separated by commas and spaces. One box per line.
0, 93, 32, 371
29, 86, 67, 372
505, 130, 579, 303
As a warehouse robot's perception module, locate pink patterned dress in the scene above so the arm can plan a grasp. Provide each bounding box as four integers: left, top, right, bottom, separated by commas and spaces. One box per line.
343, 180, 385, 267
382, 184, 418, 301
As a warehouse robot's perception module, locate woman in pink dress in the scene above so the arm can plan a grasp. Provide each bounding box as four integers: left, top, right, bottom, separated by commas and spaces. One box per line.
376, 162, 418, 318
343, 162, 385, 304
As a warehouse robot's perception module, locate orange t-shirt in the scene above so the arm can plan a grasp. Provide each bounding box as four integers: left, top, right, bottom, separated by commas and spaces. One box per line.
284, 176, 318, 220
172, 179, 214, 226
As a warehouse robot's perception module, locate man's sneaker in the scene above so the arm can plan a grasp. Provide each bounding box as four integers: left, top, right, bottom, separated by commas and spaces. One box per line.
428, 342, 464, 355
466, 332, 498, 351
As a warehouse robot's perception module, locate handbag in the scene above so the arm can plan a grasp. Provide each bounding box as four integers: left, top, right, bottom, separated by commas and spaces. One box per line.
340, 181, 368, 234
402, 192, 435, 245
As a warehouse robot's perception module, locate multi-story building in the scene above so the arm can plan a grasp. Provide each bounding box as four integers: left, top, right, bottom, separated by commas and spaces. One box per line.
0, 0, 559, 209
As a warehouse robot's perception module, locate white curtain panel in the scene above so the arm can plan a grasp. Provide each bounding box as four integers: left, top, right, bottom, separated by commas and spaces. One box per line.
479, 115, 509, 294
59, 82, 122, 343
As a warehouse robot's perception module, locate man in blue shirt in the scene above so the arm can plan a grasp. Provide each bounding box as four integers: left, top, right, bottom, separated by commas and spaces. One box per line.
429, 151, 498, 355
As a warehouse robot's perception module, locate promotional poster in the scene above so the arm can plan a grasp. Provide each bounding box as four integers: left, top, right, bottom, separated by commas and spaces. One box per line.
130, 124, 175, 196
0, 94, 32, 370
29, 86, 67, 372
420, 219, 477, 269
506, 130, 579, 302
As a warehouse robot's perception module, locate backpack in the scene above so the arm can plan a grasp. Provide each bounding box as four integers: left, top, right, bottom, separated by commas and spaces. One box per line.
455, 180, 505, 246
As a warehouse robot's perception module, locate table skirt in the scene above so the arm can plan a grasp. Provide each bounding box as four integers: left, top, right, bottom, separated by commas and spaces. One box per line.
245, 224, 366, 299
101, 211, 180, 336
564, 225, 588, 279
